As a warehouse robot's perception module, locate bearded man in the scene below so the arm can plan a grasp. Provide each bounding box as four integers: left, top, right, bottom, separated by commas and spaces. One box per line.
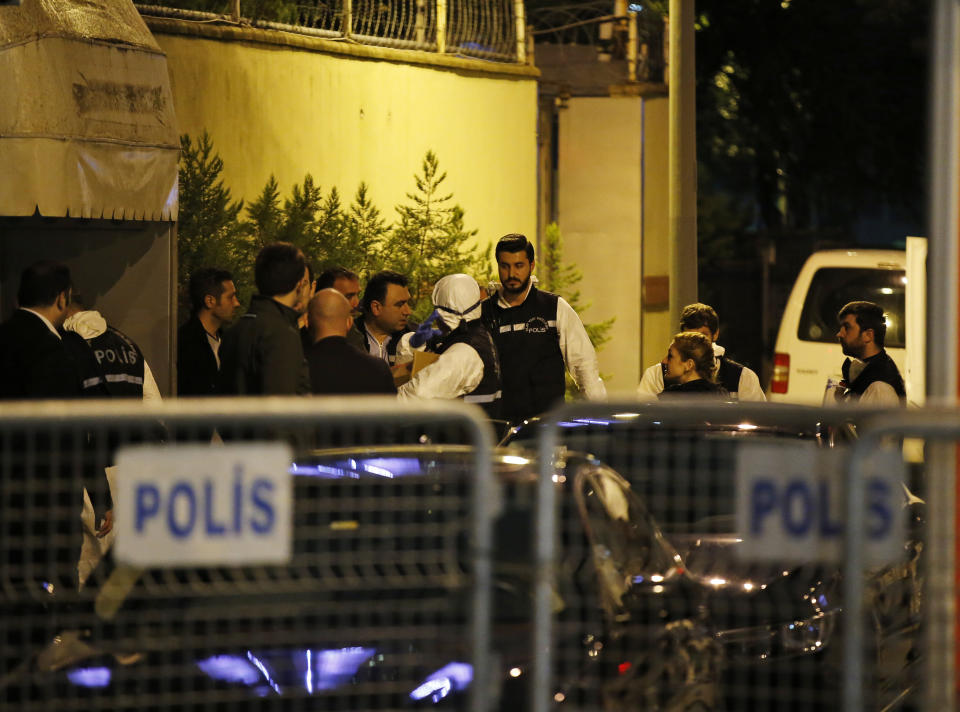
833, 300, 905, 405
480, 233, 605, 425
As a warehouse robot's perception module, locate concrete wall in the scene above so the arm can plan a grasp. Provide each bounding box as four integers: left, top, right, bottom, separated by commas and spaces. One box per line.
557, 95, 669, 395
153, 30, 539, 259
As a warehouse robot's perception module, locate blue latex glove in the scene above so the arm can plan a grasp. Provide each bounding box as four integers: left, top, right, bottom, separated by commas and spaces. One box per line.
409, 309, 444, 348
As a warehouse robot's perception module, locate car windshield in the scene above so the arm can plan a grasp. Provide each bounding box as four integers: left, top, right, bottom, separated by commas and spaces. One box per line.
797, 267, 905, 347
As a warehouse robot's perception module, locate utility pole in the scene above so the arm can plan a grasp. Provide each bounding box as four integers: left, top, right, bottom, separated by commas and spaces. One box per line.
667, 0, 697, 327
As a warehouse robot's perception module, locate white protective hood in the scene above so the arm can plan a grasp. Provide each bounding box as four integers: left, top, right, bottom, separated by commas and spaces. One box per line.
432, 274, 484, 330
0, 0, 179, 220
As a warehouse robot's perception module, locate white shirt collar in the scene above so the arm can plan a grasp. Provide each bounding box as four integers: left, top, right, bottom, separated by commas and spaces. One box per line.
20, 308, 61, 340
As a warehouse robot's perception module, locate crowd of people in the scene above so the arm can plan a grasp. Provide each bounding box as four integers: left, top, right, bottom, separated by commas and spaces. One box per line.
176, 234, 608, 424
0, 234, 906, 422
0, 237, 907, 591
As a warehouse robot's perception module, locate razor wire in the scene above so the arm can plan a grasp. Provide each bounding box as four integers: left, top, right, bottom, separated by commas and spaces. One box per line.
136, 0, 525, 62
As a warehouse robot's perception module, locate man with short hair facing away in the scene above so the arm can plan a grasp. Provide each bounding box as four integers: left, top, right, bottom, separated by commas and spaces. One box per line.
481, 234, 606, 425
217, 242, 313, 395
637, 302, 766, 401
305, 289, 396, 395
63, 295, 162, 402
178, 268, 240, 396
832, 300, 905, 406
352, 270, 413, 372
0, 261, 113, 550
0, 260, 81, 400
398, 274, 502, 418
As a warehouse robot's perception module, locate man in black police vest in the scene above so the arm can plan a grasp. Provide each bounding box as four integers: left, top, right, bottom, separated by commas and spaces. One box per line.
62, 297, 161, 400
832, 300, 905, 406
481, 234, 606, 425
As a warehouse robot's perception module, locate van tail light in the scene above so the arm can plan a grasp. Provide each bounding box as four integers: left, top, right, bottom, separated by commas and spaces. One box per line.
771, 353, 790, 394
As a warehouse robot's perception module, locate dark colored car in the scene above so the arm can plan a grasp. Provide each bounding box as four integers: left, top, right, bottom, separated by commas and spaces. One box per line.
503, 406, 924, 710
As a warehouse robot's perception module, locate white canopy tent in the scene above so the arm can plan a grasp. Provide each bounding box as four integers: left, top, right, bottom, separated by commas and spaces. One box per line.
0, 0, 180, 392
0, 0, 179, 218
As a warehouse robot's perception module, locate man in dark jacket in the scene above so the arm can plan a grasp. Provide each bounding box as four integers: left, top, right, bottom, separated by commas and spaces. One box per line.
833, 300, 906, 406
350, 270, 413, 367
218, 243, 313, 395
306, 289, 396, 395
0, 261, 80, 400
0, 261, 112, 591
178, 267, 240, 396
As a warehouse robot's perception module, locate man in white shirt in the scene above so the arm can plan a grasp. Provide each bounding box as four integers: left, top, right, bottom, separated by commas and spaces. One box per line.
637, 302, 766, 401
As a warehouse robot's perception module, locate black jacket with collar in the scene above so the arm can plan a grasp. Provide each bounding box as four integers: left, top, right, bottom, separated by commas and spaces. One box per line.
0, 309, 113, 513
306, 336, 397, 395
177, 315, 221, 396
0, 309, 81, 400
659, 378, 729, 398
217, 295, 311, 395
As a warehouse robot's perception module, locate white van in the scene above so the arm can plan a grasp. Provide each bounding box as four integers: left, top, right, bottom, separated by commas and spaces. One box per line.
768, 246, 923, 404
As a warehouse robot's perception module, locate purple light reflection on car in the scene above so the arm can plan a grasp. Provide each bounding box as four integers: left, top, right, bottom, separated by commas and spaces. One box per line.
66, 666, 111, 688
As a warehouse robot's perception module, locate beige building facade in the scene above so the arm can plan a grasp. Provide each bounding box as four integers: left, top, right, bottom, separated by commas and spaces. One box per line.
555, 94, 671, 395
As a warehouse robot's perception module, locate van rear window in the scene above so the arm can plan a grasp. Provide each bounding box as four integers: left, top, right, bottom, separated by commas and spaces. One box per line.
797, 268, 905, 347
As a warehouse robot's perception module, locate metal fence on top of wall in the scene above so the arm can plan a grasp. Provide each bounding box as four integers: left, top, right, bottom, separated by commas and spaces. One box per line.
136, 0, 529, 63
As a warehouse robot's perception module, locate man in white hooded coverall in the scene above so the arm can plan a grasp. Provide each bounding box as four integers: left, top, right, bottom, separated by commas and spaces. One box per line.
397, 274, 502, 418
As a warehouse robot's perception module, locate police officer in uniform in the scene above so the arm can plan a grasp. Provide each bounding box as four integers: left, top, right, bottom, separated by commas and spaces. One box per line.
62, 299, 161, 400
481, 234, 605, 425
398, 274, 502, 418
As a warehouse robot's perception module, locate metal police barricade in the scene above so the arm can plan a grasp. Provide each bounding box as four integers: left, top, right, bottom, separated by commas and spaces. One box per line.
520, 400, 926, 712
843, 408, 957, 712
0, 397, 495, 711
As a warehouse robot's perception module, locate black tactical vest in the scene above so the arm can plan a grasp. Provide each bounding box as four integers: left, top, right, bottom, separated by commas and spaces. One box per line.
434, 319, 503, 419
481, 287, 565, 423
716, 355, 745, 397
841, 350, 906, 402
67, 326, 145, 398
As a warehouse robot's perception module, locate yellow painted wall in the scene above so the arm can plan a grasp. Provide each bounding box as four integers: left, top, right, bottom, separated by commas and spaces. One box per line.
153, 31, 538, 258
557, 95, 670, 395
641, 96, 672, 372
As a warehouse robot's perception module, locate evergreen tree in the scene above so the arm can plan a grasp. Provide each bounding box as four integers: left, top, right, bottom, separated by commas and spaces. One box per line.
341, 182, 389, 277
384, 151, 486, 321
539, 222, 614, 352
176, 131, 250, 318
276, 173, 324, 262
245, 175, 283, 248
539, 222, 614, 398
312, 186, 348, 269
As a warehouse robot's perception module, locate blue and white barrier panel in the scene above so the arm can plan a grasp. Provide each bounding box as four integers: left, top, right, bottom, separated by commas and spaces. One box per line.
113, 443, 293, 567
736, 442, 906, 565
